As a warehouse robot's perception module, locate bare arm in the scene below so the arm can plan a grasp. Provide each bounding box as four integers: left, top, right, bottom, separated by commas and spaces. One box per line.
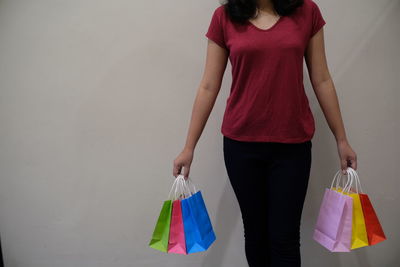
305, 27, 357, 173
173, 40, 228, 178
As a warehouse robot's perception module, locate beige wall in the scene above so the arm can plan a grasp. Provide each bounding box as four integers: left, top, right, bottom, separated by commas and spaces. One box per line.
0, 0, 399, 266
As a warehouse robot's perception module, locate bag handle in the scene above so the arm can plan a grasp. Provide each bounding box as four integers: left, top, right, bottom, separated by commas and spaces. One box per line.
345, 168, 357, 193
177, 174, 194, 199
177, 175, 197, 197
330, 169, 343, 189
337, 169, 349, 189
342, 168, 354, 194
330, 167, 361, 193
167, 175, 189, 200
177, 166, 196, 197
174, 175, 185, 200
185, 177, 197, 194
342, 167, 363, 194
175, 174, 197, 199
167, 176, 181, 200
177, 167, 197, 196
167, 172, 199, 201
347, 167, 364, 194
330, 168, 350, 190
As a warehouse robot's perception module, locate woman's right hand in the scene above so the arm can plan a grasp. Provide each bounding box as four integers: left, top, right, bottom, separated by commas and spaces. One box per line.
173, 148, 194, 180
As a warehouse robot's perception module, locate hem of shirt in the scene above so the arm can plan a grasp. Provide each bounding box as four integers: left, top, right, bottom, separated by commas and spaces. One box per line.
205, 34, 227, 50
221, 129, 313, 144
310, 20, 326, 39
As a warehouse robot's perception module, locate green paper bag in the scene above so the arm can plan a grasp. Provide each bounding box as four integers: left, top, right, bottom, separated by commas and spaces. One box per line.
149, 199, 173, 252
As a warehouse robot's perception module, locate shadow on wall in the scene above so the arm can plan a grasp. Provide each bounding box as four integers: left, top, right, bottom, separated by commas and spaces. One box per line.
301, 0, 398, 266
0, 236, 3, 267
201, 182, 241, 267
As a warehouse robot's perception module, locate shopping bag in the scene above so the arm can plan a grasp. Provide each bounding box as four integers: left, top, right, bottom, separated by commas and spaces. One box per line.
167, 175, 188, 254
341, 168, 369, 249
347, 168, 386, 246
359, 194, 386, 245
181, 178, 216, 254
313, 169, 353, 252
149, 176, 181, 252
168, 199, 187, 254
148, 200, 172, 252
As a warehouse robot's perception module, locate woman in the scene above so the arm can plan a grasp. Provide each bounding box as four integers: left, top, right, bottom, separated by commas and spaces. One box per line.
173, 0, 357, 266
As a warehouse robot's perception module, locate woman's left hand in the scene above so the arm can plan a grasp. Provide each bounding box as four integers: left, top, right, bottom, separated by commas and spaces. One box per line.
337, 140, 357, 174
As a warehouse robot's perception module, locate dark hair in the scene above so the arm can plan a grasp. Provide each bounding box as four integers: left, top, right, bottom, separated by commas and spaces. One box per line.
223, 0, 304, 24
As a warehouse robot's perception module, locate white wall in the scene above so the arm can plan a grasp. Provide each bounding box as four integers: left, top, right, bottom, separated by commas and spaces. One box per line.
0, 0, 399, 266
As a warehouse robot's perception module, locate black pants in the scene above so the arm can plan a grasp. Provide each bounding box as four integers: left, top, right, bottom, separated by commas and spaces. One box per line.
223, 135, 312, 267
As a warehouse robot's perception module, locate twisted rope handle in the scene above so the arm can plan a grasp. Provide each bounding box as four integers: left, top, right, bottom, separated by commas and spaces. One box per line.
330, 168, 350, 190
347, 167, 364, 194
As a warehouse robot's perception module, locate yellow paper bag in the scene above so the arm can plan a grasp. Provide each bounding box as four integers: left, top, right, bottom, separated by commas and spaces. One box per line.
337, 189, 369, 249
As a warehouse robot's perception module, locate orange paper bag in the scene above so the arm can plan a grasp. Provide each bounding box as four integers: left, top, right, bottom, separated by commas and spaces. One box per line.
359, 193, 386, 245
347, 168, 386, 246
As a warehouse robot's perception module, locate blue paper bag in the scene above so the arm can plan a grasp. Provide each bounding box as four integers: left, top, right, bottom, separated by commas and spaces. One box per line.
181, 190, 216, 253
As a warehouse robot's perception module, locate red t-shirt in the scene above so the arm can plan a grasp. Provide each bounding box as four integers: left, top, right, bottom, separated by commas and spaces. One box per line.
205, 0, 326, 143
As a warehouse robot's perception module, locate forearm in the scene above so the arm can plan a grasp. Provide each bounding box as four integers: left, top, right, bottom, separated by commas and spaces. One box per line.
183, 86, 219, 152
313, 77, 348, 143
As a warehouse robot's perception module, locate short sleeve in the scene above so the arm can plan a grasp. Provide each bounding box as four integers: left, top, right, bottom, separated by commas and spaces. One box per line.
205, 6, 227, 49
310, 0, 326, 38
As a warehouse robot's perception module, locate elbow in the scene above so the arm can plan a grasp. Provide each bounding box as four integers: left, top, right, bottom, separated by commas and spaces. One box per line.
200, 80, 222, 94
310, 71, 332, 90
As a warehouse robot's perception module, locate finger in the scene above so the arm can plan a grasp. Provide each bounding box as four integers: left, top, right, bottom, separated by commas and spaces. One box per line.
351, 158, 357, 170
179, 166, 184, 176
173, 163, 181, 177
183, 167, 189, 180
353, 154, 357, 170
341, 159, 348, 174
178, 165, 184, 175
346, 159, 354, 173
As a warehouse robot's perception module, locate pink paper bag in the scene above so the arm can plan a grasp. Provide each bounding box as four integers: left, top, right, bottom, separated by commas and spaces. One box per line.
313, 188, 353, 252
167, 199, 187, 254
